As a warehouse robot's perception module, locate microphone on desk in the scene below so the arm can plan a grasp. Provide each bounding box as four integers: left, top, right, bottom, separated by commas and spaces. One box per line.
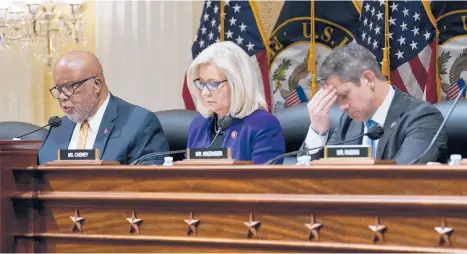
37, 116, 62, 150
408, 83, 466, 164
130, 116, 233, 165
130, 116, 233, 166
264, 125, 384, 165
14, 116, 62, 140
207, 116, 233, 148
129, 149, 188, 165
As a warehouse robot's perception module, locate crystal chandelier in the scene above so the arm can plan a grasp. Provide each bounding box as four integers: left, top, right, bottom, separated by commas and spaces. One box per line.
0, 0, 86, 66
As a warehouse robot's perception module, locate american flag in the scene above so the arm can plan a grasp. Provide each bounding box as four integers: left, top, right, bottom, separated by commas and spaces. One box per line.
446, 79, 466, 100
182, 0, 271, 111
356, 0, 438, 103
285, 86, 307, 107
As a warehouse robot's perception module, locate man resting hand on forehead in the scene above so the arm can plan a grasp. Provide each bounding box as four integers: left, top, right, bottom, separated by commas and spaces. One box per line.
302, 42, 448, 164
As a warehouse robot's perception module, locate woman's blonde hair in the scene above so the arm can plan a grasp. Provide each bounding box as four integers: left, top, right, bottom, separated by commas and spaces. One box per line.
187, 41, 268, 118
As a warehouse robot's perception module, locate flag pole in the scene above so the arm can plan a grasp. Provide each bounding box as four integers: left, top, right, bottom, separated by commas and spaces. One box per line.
382, 0, 391, 84
436, 26, 441, 102
308, 0, 317, 96
220, 0, 225, 41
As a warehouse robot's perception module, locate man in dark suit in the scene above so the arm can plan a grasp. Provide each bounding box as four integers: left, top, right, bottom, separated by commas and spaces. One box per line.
303, 42, 448, 164
39, 50, 169, 165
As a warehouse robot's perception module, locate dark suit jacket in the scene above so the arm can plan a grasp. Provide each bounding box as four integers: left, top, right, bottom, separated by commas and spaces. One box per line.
187, 109, 286, 164
38, 93, 169, 165
306, 87, 448, 164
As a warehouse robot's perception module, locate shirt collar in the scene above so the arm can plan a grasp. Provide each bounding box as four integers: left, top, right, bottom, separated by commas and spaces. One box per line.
86, 92, 110, 133
371, 86, 395, 126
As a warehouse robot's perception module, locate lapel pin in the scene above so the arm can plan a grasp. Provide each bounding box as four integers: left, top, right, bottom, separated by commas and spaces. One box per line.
231, 131, 237, 139
390, 122, 396, 129
104, 128, 109, 135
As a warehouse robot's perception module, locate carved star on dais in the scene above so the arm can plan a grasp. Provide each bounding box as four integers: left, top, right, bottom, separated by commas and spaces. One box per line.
126, 210, 143, 234
69, 209, 85, 232
305, 214, 323, 241
184, 212, 201, 236
368, 216, 387, 243
243, 212, 261, 239
434, 217, 454, 246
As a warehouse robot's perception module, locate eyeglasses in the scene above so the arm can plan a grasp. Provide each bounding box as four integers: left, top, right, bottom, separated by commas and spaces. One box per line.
194, 79, 227, 91
49, 76, 98, 99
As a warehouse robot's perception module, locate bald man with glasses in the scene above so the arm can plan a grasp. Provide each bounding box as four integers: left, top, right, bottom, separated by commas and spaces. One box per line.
39, 50, 169, 165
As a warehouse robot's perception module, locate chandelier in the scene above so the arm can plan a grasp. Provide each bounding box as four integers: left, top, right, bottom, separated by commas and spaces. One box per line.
0, 0, 86, 66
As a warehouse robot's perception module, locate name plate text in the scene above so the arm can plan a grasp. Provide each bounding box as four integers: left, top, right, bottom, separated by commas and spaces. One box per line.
324, 145, 371, 159
187, 148, 231, 160
58, 149, 99, 161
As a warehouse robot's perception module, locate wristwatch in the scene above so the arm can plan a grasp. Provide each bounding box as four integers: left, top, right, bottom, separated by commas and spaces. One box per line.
311, 126, 328, 136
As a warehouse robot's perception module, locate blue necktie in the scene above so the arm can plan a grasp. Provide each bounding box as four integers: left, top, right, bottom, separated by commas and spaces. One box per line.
365, 120, 377, 158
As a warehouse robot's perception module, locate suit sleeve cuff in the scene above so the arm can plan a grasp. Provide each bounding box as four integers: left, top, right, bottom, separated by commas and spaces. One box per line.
304, 125, 328, 154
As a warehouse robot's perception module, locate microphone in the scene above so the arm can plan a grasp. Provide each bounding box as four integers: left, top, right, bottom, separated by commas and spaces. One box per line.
408, 83, 466, 164
130, 116, 233, 165
207, 116, 233, 148
129, 149, 187, 165
38, 116, 62, 150
15, 116, 62, 140
264, 125, 384, 165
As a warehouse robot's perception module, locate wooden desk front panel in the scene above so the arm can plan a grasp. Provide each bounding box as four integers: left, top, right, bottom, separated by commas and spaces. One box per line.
10, 164, 467, 252
14, 165, 467, 195
11, 191, 467, 252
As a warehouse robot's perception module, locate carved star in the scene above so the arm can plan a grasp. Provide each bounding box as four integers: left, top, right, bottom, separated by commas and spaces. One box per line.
69, 209, 85, 232
243, 212, 261, 239
434, 217, 454, 246
184, 212, 201, 236
305, 214, 323, 241
126, 210, 143, 234
368, 217, 387, 243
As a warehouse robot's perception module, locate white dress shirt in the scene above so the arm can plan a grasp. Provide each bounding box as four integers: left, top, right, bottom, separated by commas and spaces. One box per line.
68, 92, 111, 149
304, 86, 395, 154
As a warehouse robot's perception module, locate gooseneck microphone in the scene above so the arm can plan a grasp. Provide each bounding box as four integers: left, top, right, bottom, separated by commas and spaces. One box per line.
408, 84, 467, 164
129, 149, 188, 165
37, 116, 62, 150
15, 116, 62, 140
264, 125, 384, 165
130, 116, 234, 165
207, 116, 233, 148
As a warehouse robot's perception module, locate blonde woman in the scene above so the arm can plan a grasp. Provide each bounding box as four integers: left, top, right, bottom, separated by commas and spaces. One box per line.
186, 41, 285, 164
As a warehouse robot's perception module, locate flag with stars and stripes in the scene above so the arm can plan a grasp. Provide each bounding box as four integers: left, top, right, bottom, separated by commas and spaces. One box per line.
182, 0, 271, 111
356, 0, 439, 103
446, 79, 466, 100
431, 1, 467, 100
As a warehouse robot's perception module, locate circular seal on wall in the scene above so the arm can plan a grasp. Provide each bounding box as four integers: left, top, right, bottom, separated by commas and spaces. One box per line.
269, 43, 331, 113
268, 15, 355, 113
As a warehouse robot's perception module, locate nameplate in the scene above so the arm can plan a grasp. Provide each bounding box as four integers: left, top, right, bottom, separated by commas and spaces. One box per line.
187, 148, 231, 160
324, 145, 371, 159
58, 149, 99, 161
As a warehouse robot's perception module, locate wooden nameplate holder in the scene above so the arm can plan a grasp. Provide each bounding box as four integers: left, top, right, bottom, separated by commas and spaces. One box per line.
309, 145, 396, 165
173, 147, 251, 165
45, 160, 119, 166
174, 159, 251, 165
45, 149, 120, 166
310, 158, 395, 165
